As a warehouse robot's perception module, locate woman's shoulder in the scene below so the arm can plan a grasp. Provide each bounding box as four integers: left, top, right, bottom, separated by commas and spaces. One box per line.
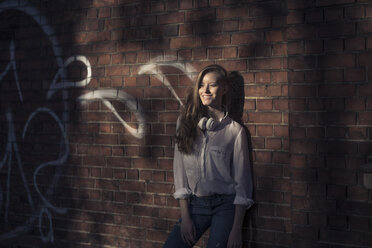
225, 116, 245, 135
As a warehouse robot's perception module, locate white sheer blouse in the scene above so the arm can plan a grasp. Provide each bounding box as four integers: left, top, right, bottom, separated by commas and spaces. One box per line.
173, 116, 254, 208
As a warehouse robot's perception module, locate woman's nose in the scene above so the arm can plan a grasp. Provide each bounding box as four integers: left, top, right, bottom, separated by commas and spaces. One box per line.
205, 85, 210, 93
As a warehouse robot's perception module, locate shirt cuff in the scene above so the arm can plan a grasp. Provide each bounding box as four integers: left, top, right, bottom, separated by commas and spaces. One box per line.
233, 195, 254, 209
173, 187, 192, 199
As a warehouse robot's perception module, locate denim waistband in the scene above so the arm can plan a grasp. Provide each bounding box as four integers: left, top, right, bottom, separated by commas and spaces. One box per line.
189, 194, 235, 215
190, 194, 234, 200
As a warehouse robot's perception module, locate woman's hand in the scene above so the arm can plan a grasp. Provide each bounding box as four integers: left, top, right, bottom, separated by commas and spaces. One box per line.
180, 216, 196, 246
227, 227, 242, 248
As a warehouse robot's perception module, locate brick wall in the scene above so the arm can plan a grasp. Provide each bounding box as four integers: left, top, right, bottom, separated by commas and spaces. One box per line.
0, 0, 370, 248
288, 0, 372, 247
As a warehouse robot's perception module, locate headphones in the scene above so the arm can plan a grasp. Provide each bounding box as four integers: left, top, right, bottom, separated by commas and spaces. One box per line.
198, 117, 216, 131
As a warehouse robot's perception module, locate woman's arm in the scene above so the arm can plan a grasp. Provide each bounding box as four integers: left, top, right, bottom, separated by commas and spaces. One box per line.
227, 204, 246, 248
179, 199, 196, 246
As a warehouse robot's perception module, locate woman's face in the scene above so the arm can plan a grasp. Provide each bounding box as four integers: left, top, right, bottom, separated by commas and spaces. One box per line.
198, 72, 226, 109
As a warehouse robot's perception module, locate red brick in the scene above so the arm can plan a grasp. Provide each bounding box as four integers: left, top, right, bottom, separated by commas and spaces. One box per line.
250, 58, 282, 70
318, 84, 355, 97
151, 1, 164, 12
306, 9, 323, 23
239, 19, 254, 30
273, 43, 288, 56
223, 47, 237, 58
358, 21, 372, 34
325, 8, 344, 22
325, 39, 343, 53
265, 30, 285, 42
349, 216, 369, 230
257, 125, 273, 136
271, 72, 288, 83
179, 0, 192, 9
292, 182, 307, 196
217, 6, 248, 19
345, 37, 366, 51
288, 41, 304, 55
359, 112, 372, 124
255, 72, 270, 83
289, 85, 317, 97
287, 11, 304, 24
219, 60, 246, 71
99, 7, 111, 18
193, 48, 207, 59
274, 125, 289, 137
345, 68, 365, 82
267, 85, 283, 96
320, 54, 355, 67
200, 34, 230, 46
238, 45, 255, 57
255, 190, 285, 203
288, 56, 316, 69
273, 152, 289, 164
223, 20, 239, 32
170, 37, 200, 49
186, 8, 215, 22
231, 32, 264, 45
287, 0, 315, 10
291, 141, 316, 154
255, 217, 285, 232
287, 26, 316, 40
305, 40, 323, 54
147, 183, 173, 194
245, 85, 265, 97
257, 100, 273, 110
157, 12, 184, 25
346, 5, 365, 19
248, 113, 282, 124
348, 185, 369, 201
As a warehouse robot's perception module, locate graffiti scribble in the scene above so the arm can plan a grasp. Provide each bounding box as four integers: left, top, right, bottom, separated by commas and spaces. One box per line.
0, 0, 195, 244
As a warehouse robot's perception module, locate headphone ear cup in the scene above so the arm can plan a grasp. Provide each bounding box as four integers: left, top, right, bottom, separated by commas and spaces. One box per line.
205, 118, 216, 131
198, 117, 208, 130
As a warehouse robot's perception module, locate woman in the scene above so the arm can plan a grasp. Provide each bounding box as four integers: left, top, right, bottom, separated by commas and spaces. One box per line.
163, 64, 254, 248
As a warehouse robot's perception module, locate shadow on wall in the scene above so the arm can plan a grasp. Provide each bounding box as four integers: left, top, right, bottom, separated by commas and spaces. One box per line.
229, 71, 256, 247
288, 1, 372, 247
0, 0, 87, 246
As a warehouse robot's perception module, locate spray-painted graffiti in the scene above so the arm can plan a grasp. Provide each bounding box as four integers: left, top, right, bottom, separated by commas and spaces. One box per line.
139, 55, 196, 107
78, 90, 146, 139
0, 0, 195, 243
0, 0, 84, 242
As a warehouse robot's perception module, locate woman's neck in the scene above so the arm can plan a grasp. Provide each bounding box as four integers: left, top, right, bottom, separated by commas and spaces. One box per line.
207, 106, 225, 121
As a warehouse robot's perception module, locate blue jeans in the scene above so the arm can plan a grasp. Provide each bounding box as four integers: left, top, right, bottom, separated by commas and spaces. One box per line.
163, 194, 235, 248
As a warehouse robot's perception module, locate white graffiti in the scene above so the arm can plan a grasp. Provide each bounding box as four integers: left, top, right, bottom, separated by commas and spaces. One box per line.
47, 55, 92, 100
0, 0, 83, 242
0, 0, 195, 244
138, 55, 196, 106
78, 89, 146, 139
0, 41, 22, 102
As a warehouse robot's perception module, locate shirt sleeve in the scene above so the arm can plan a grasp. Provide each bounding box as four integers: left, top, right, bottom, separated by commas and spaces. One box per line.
232, 126, 254, 208
172, 117, 192, 200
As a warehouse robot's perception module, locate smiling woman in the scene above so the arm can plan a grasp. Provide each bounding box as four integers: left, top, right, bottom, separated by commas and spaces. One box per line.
198, 71, 227, 110
163, 65, 254, 248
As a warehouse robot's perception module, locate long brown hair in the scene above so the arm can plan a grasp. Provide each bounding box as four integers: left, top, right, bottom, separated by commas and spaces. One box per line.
176, 64, 229, 154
